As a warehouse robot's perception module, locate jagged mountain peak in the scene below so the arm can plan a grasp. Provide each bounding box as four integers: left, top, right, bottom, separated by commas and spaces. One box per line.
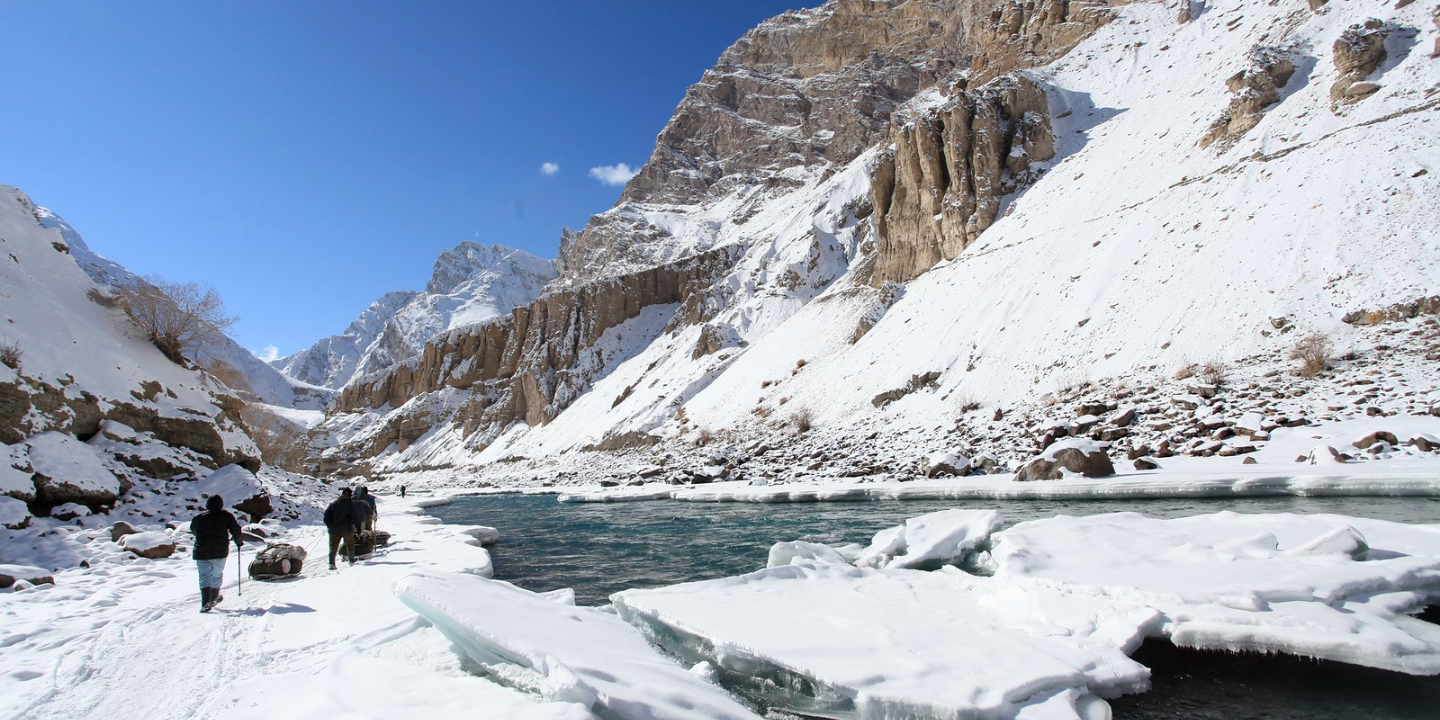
426, 241, 554, 296
275, 240, 557, 392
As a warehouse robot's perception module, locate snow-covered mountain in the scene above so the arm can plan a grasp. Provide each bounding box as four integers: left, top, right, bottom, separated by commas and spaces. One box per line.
33, 206, 331, 413
0, 184, 314, 537
316, 0, 1440, 485
273, 242, 556, 391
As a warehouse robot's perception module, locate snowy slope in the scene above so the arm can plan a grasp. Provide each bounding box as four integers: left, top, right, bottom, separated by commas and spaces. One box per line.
33, 206, 331, 411
276, 242, 556, 390
331, 0, 1438, 482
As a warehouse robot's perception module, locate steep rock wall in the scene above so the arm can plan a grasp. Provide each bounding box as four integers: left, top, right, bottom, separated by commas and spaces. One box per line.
558, 0, 1120, 286
331, 248, 739, 445
869, 74, 1055, 285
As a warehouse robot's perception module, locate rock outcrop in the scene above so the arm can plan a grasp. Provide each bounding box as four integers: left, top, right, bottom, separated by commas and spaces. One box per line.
868, 74, 1055, 285
558, 0, 1119, 286
325, 248, 739, 471
1330, 20, 1390, 103
1199, 46, 1296, 147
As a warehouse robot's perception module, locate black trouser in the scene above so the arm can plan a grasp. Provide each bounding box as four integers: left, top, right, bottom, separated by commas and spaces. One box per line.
328, 529, 355, 566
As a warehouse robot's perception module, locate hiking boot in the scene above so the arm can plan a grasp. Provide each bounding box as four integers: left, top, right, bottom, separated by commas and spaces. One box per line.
329, 562, 337, 570
200, 587, 215, 613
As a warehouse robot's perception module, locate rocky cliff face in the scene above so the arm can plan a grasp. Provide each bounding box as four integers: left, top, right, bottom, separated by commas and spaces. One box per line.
557, 0, 1121, 287
868, 73, 1055, 285
316, 0, 1128, 475
275, 242, 556, 391
321, 248, 738, 474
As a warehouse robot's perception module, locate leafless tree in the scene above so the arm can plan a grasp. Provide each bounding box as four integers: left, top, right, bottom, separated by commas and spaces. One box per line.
119, 276, 237, 364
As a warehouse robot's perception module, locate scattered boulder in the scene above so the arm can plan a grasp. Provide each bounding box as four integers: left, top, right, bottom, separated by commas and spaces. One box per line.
0, 564, 54, 589
1200, 46, 1296, 147
110, 520, 142, 542
1016, 439, 1115, 481
121, 531, 177, 559
1133, 457, 1160, 471
1353, 431, 1399, 449
921, 451, 970, 478
1408, 435, 1438, 452
1331, 20, 1390, 103
1242, 456, 1259, 465
0, 496, 31, 530
248, 543, 308, 580
26, 431, 120, 511
1110, 407, 1137, 427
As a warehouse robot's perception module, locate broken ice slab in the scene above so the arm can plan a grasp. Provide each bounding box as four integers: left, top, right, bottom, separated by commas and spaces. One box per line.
991, 511, 1440, 674
394, 570, 763, 720
612, 562, 1157, 720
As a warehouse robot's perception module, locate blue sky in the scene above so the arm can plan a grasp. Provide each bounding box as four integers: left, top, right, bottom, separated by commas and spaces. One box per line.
0, 0, 812, 359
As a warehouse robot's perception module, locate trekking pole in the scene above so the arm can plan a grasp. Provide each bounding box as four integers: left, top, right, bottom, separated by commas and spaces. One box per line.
236, 546, 243, 597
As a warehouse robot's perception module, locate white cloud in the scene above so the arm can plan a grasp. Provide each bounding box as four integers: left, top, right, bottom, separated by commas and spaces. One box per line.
588, 163, 639, 186
540, 162, 560, 176
258, 345, 280, 362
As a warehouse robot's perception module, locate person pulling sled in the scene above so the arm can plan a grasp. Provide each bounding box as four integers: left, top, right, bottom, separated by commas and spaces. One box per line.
324, 488, 363, 570
191, 494, 245, 613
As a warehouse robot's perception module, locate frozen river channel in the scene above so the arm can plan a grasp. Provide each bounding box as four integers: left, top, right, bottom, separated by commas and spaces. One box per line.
427, 493, 1440, 719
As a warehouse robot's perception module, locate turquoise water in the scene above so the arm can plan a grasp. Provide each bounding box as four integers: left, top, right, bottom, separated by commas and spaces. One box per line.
427, 493, 1440, 719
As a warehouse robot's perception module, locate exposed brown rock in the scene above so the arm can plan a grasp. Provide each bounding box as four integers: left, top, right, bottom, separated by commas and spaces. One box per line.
1330, 20, 1390, 104
110, 520, 141, 542
560, 0, 1118, 285
1015, 443, 1115, 480
326, 249, 739, 472
869, 74, 1055, 285
1200, 46, 1296, 147
0, 566, 53, 589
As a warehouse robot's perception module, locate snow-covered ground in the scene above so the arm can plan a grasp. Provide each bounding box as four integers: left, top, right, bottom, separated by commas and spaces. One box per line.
6, 489, 1440, 720
0, 494, 598, 720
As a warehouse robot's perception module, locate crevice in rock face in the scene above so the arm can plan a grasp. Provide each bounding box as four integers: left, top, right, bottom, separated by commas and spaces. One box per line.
868, 74, 1056, 286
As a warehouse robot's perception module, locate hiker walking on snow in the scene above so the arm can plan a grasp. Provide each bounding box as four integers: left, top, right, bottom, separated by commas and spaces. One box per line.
191, 494, 244, 613
324, 487, 362, 569
356, 486, 378, 532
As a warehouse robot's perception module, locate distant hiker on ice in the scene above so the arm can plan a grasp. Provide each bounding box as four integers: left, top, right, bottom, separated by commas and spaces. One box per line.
324, 487, 362, 569
399, 485, 406, 499
355, 485, 377, 532
191, 494, 244, 613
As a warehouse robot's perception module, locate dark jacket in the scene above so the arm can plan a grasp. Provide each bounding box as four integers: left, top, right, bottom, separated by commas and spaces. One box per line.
324, 497, 361, 533
191, 509, 244, 560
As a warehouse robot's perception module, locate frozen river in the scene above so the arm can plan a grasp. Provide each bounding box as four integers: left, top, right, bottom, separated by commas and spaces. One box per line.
427, 493, 1440, 719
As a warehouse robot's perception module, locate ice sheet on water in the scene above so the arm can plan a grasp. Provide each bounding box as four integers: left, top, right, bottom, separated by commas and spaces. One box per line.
855, 508, 1003, 570
991, 512, 1440, 674
612, 562, 1156, 720
393, 570, 762, 720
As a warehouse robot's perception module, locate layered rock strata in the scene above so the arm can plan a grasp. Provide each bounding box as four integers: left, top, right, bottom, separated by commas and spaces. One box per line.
329, 248, 739, 466
868, 74, 1055, 286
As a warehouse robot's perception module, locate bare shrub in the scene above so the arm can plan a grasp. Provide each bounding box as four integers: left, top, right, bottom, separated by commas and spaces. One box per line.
118, 276, 237, 365
696, 427, 714, 446
1199, 360, 1228, 386
955, 393, 982, 413
0, 339, 21, 371
789, 407, 814, 433
1288, 332, 1332, 377
1173, 363, 1197, 380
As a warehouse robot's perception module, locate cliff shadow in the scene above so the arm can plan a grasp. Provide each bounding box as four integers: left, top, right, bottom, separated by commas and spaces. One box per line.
997, 84, 1123, 217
